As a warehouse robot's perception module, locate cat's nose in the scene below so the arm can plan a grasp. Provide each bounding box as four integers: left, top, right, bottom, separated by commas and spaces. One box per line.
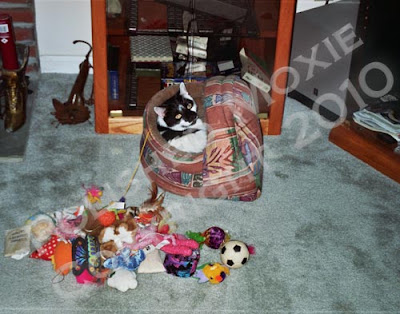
188, 113, 197, 123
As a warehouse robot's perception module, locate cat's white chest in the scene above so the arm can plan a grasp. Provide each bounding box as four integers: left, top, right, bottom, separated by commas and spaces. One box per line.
169, 128, 207, 153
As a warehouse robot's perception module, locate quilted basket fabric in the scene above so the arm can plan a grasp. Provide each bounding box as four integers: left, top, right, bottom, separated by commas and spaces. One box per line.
140, 75, 264, 201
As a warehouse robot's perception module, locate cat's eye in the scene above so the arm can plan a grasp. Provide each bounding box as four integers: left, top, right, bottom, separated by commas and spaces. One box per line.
187, 103, 192, 109
175, 113, 182, 119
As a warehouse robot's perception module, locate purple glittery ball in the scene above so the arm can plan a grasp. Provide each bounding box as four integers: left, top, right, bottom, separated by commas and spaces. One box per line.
163, 249, 200, 278
203, 226, 226, 249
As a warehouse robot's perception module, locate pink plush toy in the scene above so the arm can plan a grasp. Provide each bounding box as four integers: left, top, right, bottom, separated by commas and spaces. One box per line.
53, 216, 85, 241
128, 225, 198, 256
161, 236, 199, 256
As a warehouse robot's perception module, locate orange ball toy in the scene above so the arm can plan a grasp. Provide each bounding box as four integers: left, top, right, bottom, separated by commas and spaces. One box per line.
98, 210, 116, 227
52, 241, 72, 276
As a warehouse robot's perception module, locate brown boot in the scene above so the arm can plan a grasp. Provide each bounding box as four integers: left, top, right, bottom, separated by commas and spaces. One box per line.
2, 45, 29, 132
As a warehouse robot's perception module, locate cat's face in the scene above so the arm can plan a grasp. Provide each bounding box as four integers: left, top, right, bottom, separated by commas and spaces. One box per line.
154, 84, 198, 131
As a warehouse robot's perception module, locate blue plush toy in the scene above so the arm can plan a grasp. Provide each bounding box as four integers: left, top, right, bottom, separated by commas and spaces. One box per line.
103, 248, 146, 271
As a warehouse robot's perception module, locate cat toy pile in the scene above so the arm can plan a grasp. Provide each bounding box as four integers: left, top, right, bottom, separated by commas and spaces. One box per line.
4, 183, 255, 292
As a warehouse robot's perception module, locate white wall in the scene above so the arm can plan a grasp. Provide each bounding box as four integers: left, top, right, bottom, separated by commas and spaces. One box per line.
290, 0, 360, 116
35, 0, 92, 73
296, 0, 342, 13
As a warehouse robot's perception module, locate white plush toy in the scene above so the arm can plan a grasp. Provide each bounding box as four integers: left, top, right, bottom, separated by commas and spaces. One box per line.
107, 269, 138, 292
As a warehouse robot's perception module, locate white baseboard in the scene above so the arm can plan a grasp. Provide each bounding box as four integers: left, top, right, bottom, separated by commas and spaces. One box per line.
40, 56, 93, 74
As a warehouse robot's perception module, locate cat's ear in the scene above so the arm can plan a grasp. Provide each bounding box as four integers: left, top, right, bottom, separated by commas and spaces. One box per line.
179, 82, 189, 97
180, 82, 195, 103
154, 106, 166, 118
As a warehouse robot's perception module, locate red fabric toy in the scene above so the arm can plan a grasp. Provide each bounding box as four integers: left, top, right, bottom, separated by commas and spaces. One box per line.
30, 235, 59, 261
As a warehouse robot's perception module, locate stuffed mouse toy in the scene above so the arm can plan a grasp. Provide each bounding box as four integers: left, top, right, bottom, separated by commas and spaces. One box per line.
98, 216, 138, 259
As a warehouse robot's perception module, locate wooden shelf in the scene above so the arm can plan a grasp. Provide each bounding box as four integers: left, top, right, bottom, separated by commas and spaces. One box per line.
108, 115, 269, 134
91, 0, 297, 135
129, 0, 263, 37
107, 36, 130, 111
109, 115, 144, 134
328, 2, 400, 185
106, 0, 130, 35
255, 0, 279, 38
329, 120, 400, 184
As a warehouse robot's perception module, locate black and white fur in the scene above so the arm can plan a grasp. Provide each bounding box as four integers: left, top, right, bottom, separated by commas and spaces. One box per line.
154, 83, 207, 153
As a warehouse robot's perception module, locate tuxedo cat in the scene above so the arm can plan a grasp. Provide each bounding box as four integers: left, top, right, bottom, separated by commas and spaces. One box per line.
154, 83, 207, 153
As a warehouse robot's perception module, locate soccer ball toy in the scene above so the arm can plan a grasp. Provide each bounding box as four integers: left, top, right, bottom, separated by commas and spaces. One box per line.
220, 240, 250, 269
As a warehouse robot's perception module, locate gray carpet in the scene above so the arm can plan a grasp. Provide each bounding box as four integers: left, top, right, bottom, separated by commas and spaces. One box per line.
0, 73, 399, 313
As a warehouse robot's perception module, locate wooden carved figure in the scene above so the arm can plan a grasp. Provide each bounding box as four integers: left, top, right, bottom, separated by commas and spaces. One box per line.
52, 40, 93, 125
